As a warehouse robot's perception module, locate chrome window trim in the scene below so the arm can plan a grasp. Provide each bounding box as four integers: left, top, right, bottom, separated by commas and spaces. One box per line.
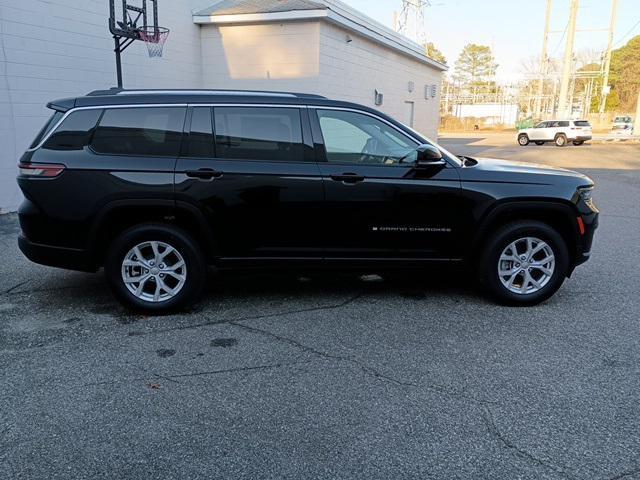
309, 105, 422, 145
28, 102, 457, 167
26, 104, 189, 152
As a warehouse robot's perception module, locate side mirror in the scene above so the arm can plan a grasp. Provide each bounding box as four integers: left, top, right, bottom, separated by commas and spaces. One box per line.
415, 144, 445, 167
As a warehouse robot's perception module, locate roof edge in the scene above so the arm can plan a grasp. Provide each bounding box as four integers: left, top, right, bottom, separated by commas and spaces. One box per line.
192, 4, 448, 71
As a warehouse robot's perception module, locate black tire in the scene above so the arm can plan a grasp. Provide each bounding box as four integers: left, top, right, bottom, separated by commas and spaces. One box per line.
555, 134, 567, 147
572, 140, 584, 146
477, 221, 569, 306
518, 134, 530, 146
105, 223, 206, 313
534, 141, 545, 145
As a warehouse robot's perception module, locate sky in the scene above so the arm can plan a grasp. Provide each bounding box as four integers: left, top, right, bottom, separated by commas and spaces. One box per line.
341, 0, 640, 82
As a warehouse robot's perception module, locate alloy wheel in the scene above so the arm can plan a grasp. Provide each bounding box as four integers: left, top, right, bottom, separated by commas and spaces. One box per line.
121, 241, 187, 303
497, 237, 555, 295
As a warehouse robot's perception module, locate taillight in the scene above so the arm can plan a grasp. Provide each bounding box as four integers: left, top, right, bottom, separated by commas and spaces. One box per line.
18, 163, 65, 178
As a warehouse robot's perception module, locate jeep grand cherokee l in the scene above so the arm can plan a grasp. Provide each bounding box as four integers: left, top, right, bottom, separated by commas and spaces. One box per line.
17, 89, 599, 311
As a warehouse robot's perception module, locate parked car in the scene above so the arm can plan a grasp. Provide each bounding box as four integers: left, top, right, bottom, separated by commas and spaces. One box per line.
517, 120, 592, 146
612, 116, 633, 135
17, 89, 599, 311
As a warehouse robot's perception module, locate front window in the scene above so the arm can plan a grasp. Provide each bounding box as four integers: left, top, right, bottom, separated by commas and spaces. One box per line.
316, 109, 418, 166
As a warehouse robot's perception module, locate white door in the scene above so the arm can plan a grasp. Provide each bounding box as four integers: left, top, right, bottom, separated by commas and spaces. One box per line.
404, 101, 415, 128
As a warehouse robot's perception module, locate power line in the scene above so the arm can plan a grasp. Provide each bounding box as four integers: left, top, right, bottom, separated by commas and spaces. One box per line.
612, 18, 640, 47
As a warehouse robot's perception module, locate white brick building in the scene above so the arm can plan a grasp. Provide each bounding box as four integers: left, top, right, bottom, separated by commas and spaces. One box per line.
0, 0, 446, 213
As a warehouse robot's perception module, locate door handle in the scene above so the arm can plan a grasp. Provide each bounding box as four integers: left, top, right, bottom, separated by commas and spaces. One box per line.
330, 173, 365, 184
185, 168, 223, 180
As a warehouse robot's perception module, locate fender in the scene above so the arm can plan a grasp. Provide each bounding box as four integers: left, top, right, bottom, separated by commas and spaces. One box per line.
472, 199, 579, 251
86, 199, 219, 262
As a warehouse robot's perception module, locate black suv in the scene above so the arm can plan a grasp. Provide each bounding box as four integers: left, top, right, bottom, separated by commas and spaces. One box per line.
17, 89, 598, 311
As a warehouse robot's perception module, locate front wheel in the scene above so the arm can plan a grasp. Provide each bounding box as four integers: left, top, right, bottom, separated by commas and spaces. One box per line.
477, 221, 569, 306
105, 224, 206, 313
518, 134, 530, 146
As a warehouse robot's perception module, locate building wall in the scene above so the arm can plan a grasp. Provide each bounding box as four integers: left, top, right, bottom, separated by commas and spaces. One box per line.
318, 22, 442, 139
0, 0, 209, 213
200, 21, 321, 93
200, 20, 443, 139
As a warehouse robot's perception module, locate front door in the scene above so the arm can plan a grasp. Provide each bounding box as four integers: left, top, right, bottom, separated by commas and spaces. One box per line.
310, 108, 462, 260
175, 105, 324, 260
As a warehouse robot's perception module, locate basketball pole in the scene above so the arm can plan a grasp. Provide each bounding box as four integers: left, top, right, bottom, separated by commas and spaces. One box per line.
114, 37, 123, 88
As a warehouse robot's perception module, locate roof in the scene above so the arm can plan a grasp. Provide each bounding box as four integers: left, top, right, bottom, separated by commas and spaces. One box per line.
195, 0, 327, 16
193, 0, 447, 71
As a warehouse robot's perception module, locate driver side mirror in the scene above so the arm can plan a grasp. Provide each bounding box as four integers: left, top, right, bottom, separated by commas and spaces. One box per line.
415, 144, 445, 167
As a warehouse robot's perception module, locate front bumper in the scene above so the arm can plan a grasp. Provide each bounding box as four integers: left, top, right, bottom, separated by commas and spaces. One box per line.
18, 235, 97, 272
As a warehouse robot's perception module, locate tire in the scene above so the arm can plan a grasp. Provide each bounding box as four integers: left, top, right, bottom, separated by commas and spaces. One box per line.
554, 134, 567, 147
518, 134, 530, 146
572, 140, 584, 146
535, 141, 545, 145
105, 223, 206, 313
477, 221, 569, 306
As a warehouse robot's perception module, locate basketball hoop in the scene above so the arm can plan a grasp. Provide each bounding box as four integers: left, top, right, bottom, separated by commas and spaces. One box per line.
137, 26, 170, 58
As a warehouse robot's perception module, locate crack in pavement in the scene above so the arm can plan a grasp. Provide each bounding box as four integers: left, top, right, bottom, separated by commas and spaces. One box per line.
133, 292, 364, 336
3, 280, 30, 295
229, 320, 498, 407
481, 405, 578, 480
607, 467, 640, 480
78, 360, 311, 388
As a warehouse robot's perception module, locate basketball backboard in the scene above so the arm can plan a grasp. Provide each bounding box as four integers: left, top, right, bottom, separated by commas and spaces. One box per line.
109, 0, 159, 40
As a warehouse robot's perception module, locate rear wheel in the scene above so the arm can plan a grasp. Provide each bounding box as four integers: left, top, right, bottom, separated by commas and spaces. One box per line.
555, 134, 567, 147
573, 140, 584, 146
105, 224, 206, 313
534, 141, 545, 145
478, 221, 569, 306
518, 134, 530, 146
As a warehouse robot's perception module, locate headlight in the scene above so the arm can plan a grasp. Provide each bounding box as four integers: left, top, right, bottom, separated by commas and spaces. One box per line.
578, 186, 596, 210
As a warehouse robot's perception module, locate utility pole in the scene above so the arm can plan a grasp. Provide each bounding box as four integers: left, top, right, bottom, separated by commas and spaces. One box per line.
558, 0, 579, 118
599, 0, 619, 115
535, 0, 553, 120
634, 90, 640, 136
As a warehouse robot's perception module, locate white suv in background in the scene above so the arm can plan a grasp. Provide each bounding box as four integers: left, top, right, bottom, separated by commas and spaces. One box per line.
517, 120, 592, 147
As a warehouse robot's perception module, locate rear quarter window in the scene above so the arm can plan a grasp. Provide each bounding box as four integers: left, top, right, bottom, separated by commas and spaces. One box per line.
574, 121, 591, 127
29, 111, 64, 148
90, 107, 186, 157
42, 109, 102, 151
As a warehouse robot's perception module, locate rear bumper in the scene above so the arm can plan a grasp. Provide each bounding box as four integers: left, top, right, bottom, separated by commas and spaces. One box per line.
573, 135, 592, 141
18, 235, 97, 272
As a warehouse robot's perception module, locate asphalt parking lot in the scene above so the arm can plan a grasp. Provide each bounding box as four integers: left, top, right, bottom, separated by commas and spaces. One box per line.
1, 134, 639, 480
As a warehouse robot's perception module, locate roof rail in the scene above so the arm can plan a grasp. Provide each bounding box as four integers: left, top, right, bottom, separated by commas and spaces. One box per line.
86, 88, 327, 99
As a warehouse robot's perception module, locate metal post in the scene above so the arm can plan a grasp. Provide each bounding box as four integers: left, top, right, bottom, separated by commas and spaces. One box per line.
599, 0, 619, 115
558, 0, 579, 118
634, 90, 640, 136
114, 36, 123, 88
535, 0, 553, 119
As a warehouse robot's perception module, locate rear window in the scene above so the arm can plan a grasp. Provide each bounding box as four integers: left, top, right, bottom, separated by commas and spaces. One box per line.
42, 109, 102, 151
214, 107, 303, 162
29, 111, 64, 148
91, 107, 186, 157
574, 121, 591, 127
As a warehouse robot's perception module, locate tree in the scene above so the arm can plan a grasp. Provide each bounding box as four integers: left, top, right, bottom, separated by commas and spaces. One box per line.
426, 42, 446, 65
453, 44, 498, 98
608, 35, 640, 112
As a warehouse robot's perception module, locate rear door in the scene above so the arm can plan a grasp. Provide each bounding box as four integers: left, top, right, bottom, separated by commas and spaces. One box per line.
529, 122, 547, 140
174, 105, 324, 260
310, 107, 462, 260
